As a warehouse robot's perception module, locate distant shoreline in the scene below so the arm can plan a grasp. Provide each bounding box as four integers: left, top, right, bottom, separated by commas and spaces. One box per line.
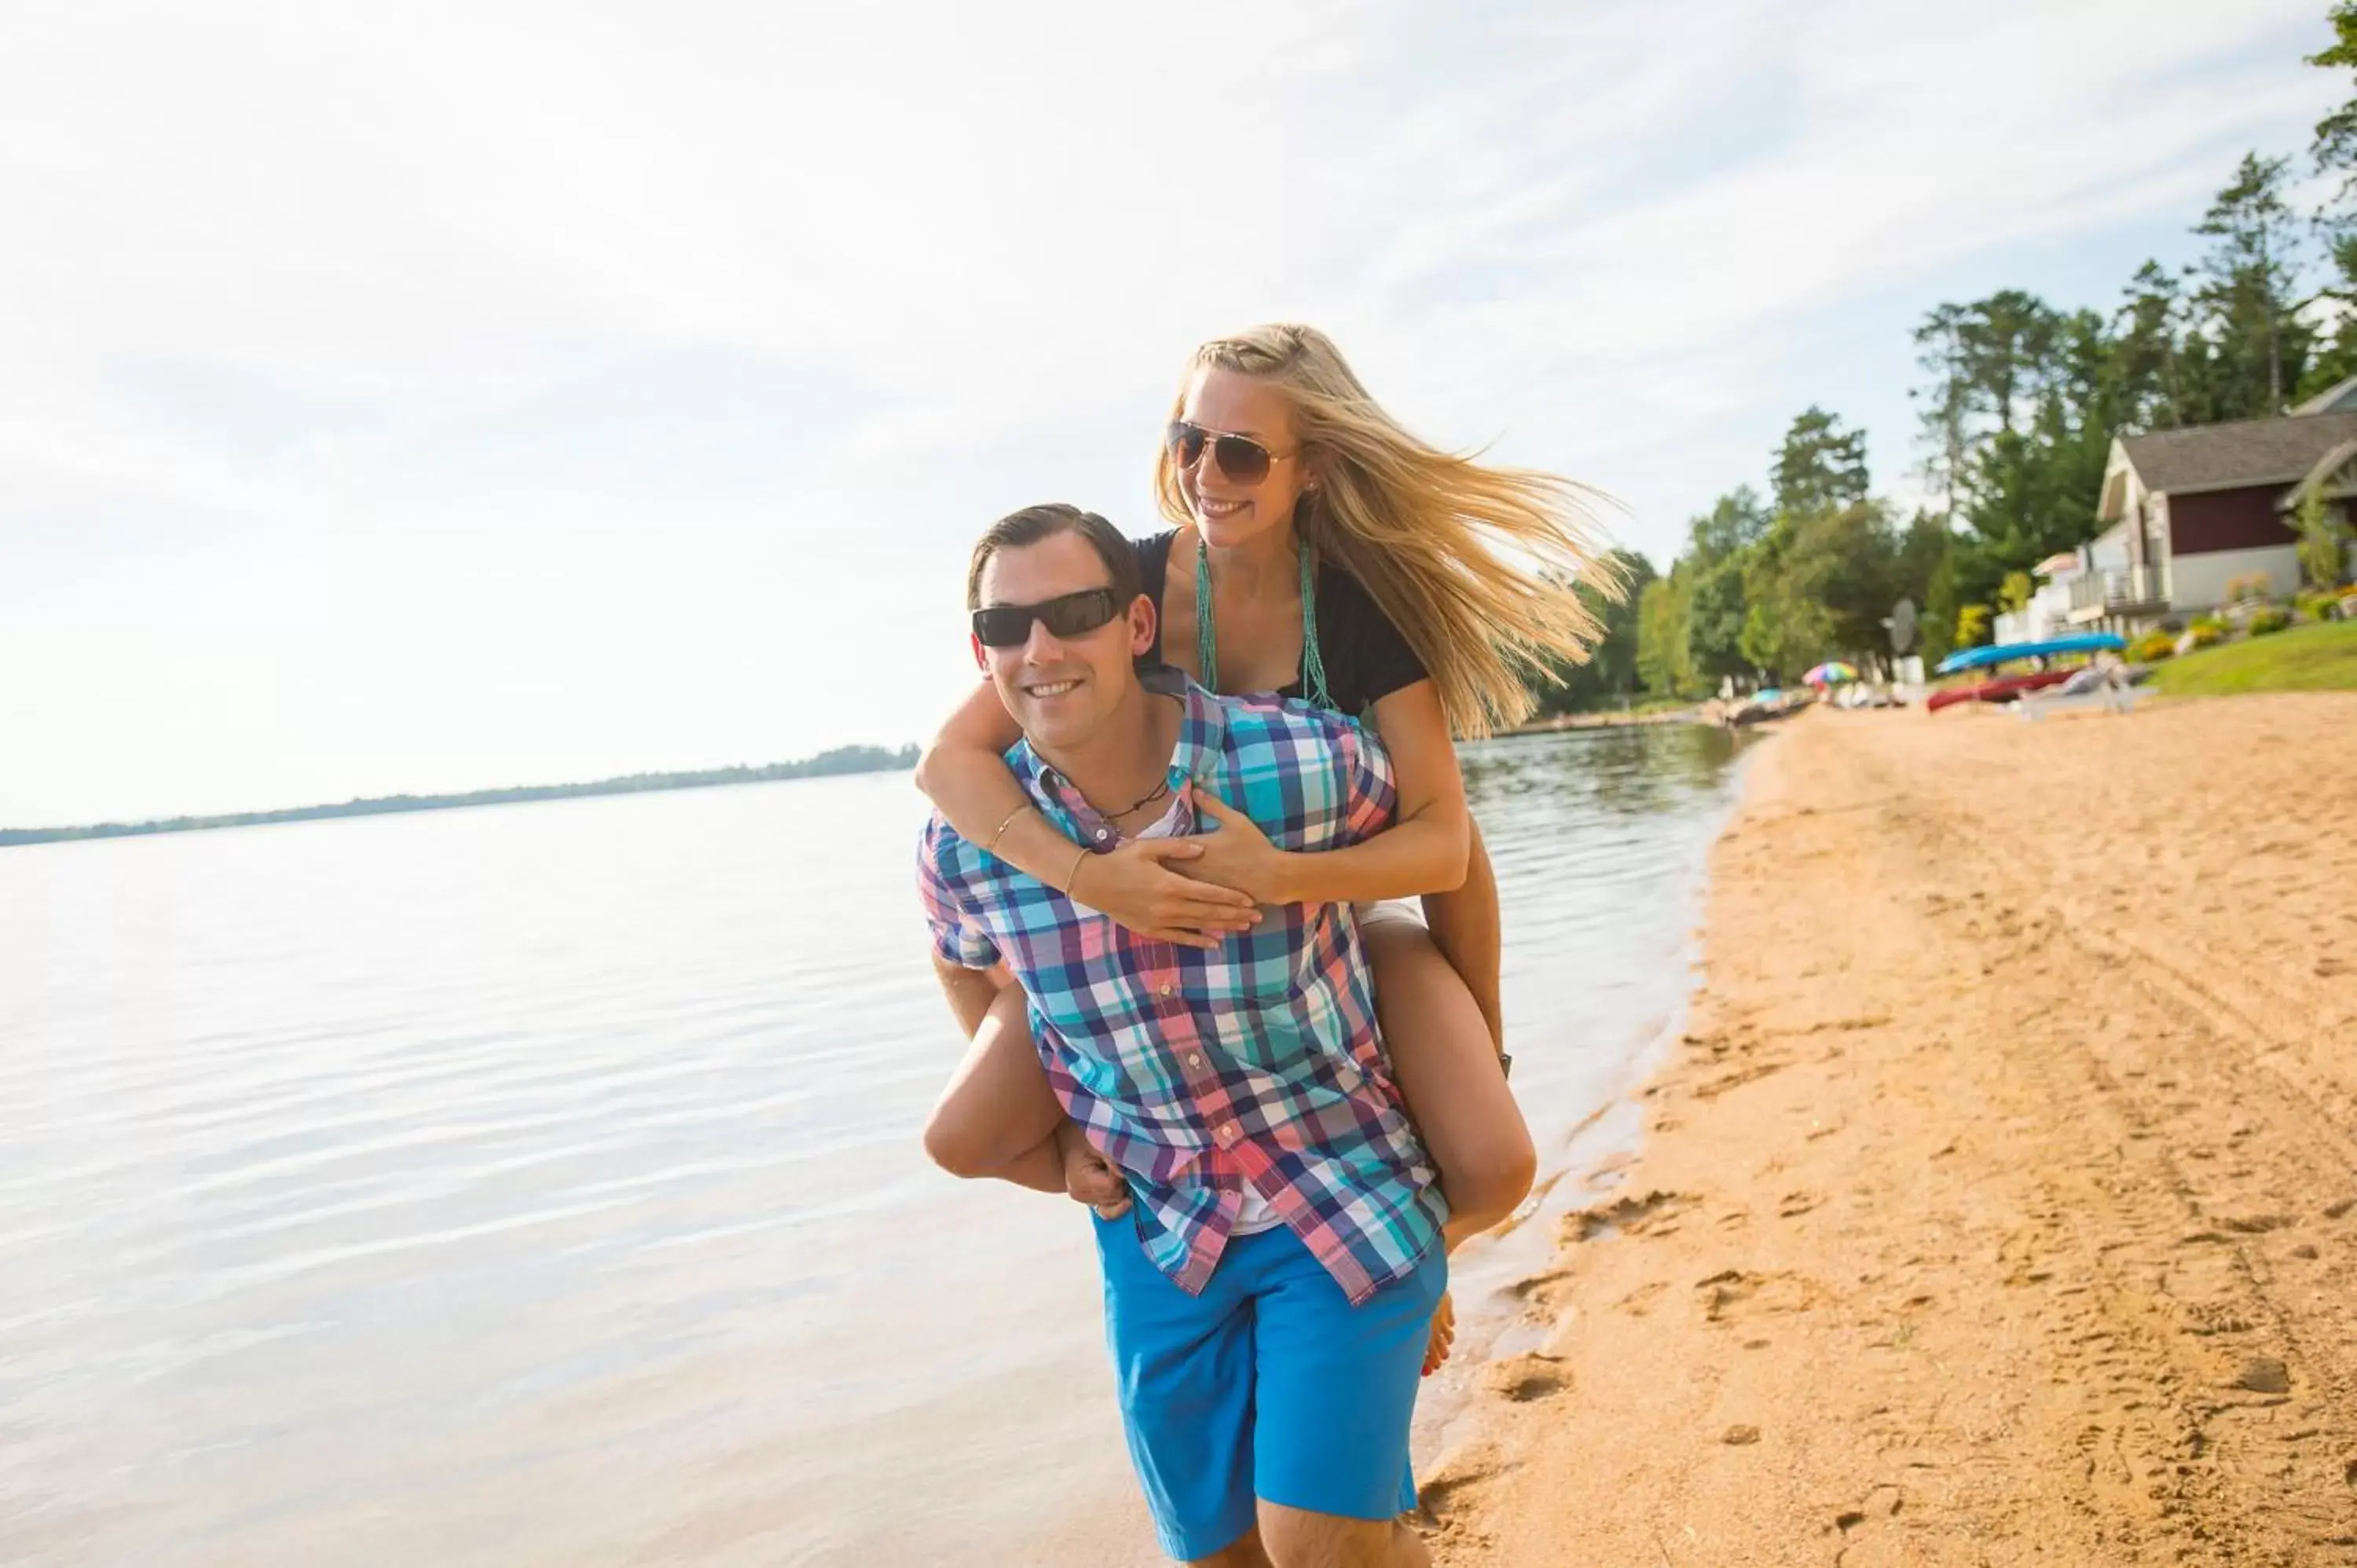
0, 744, 918, 849
1508, 705, 1703, 735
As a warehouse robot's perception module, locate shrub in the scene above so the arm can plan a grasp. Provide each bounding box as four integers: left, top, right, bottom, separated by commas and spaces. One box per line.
2298, 592, 2339, 623
2248, 606, 2293, 636
2223, 572, 2274, 606
2294, 489, 2353, 591
2190, 614, 2228, 638
2128, 629, 2177, 662
2178, 621, 2224, 654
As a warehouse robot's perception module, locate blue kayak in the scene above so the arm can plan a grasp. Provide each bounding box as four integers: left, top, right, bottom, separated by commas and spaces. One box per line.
1935, 632, 2124, 676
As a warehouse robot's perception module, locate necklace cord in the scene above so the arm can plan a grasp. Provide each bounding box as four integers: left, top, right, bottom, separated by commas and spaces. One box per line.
1193, 533, 1336, 712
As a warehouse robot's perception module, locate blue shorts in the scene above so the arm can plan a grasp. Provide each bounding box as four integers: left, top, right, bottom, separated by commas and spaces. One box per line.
1093, 1213, 1447, 1562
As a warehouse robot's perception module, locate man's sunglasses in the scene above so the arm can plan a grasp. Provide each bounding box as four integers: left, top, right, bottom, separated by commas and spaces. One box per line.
970, 588, 1124, 649
1165, 420, 1296, 486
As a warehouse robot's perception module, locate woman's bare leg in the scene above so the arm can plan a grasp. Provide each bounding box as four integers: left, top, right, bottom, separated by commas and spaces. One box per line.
1363, 907, 1538, 1243
924, 982, 1131, 1211
922, 981, 1067, 1183
1363, 903, 1534, 1376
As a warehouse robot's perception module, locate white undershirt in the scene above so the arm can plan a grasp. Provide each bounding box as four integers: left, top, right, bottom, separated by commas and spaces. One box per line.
1133, 793, 1284, 1237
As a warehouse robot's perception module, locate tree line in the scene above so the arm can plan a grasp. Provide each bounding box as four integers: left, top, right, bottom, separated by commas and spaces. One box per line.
1529, 7, 2357, 711
0, 743, 921, 848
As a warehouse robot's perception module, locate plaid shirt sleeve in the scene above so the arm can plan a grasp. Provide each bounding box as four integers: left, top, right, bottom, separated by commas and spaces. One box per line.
1326, 717, 1398, 848
915, 818, 1001, 969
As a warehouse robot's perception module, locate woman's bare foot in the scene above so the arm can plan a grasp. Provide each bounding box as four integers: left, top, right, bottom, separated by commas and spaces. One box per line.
1056, 1123, 1131, 1218
1421, 1291, 1456, 1377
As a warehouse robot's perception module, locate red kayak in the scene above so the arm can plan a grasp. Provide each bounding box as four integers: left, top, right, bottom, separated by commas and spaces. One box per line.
1926, 669, 2073, 713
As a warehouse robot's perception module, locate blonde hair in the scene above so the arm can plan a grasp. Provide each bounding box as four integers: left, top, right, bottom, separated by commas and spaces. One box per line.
1153, 323, 1624, 738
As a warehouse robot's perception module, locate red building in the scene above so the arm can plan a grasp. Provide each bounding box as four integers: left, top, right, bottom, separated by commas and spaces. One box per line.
2078, 378, 2357, 627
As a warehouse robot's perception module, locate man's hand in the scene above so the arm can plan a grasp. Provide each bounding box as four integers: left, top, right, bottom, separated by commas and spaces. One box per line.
1186, 793, 1298, 905
1056, 1122, 1131, 1218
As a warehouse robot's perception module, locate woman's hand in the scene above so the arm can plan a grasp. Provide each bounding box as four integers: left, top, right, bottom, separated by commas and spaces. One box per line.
1187, 793, 1301, 905
1068, 838, 1262, 949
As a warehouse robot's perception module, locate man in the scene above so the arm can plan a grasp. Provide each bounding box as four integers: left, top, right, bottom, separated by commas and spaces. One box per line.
916, 504, 1448, 1568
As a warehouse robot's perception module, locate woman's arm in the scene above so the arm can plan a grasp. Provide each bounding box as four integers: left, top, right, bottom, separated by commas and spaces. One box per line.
914, 677, 1260, 947
914, 678, 1077, 880
1187, 680, 1472, 905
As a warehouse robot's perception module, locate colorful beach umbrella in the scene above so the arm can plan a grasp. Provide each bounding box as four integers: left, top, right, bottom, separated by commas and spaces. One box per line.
1802, 661, 1859, 687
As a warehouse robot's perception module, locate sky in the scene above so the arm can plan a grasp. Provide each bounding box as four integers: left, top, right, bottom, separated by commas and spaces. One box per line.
2, 0, 2341, 826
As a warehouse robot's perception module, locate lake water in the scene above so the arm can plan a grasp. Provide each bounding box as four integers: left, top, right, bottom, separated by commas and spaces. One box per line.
0, 724, 1750, 1566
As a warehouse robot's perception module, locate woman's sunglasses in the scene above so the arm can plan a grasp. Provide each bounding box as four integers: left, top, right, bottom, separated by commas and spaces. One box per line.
1165, 420, 1294, 486
970, 588, 1124, 649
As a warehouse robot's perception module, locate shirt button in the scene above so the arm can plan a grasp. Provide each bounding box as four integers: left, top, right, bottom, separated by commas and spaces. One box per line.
1187, 1053, 1204, 1068
1216, 1123, 1237, 1145
1157, 983, 1175, 998
1094, 827, 1109, 841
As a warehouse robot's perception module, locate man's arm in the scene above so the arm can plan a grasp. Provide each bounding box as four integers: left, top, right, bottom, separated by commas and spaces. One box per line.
932, 953, 1006, 1036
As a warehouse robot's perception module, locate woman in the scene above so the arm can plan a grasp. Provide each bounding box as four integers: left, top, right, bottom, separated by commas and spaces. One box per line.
918, 324, 1617, 1368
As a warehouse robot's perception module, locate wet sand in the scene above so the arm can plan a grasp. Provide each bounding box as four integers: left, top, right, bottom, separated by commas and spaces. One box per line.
1426, 694, 2357, 1566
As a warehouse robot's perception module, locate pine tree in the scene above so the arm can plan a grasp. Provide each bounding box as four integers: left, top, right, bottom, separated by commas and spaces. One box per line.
2193, 153, 2308, 414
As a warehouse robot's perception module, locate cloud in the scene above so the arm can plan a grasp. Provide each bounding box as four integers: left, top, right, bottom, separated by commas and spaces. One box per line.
0, 0, 2336, 821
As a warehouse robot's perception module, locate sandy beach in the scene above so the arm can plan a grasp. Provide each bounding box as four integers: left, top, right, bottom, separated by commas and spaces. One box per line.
1427, 694, 2357, 1566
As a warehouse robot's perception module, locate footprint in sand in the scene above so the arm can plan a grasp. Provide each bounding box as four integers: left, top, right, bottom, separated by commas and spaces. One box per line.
1831, 1484, 1905, 1536
1694, 1269, 1824, 1323
1487, 1353, 1571, 1403
2230, 1357, 2291, 1395
2219, 1213, 2295, 1234
1569, 1190, 1689, 1242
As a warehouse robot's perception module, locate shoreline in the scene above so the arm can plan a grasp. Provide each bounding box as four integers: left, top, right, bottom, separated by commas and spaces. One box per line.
1424, 696, 2357, 1565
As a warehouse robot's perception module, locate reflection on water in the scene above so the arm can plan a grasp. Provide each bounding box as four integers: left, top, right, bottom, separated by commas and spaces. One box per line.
0, 724, 1751, 1566
1465, 722, 1743, 812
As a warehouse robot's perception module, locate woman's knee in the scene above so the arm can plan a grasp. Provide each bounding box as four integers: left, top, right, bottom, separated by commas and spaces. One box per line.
921, 1100, 998, 1180
924, 985, 1054, 1180
1443, 1119, 1536, 1221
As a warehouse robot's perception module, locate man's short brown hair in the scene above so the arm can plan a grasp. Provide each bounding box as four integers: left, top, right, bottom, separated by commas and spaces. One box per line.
966, 504, 1143, 610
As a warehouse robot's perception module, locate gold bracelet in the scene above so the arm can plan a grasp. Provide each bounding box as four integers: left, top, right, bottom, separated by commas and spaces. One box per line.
1063, 844, 1091, 899
984, 804, 1030, 853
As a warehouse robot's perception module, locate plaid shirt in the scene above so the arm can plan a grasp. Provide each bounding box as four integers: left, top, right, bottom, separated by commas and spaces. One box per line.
917, 674, 1445, 1305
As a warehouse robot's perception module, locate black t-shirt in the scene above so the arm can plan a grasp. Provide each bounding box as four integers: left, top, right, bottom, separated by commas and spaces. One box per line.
1135, 529, 1429, 718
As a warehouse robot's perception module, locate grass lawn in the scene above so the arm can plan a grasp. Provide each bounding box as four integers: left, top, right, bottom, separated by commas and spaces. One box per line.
2149, 618, 2357, 697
